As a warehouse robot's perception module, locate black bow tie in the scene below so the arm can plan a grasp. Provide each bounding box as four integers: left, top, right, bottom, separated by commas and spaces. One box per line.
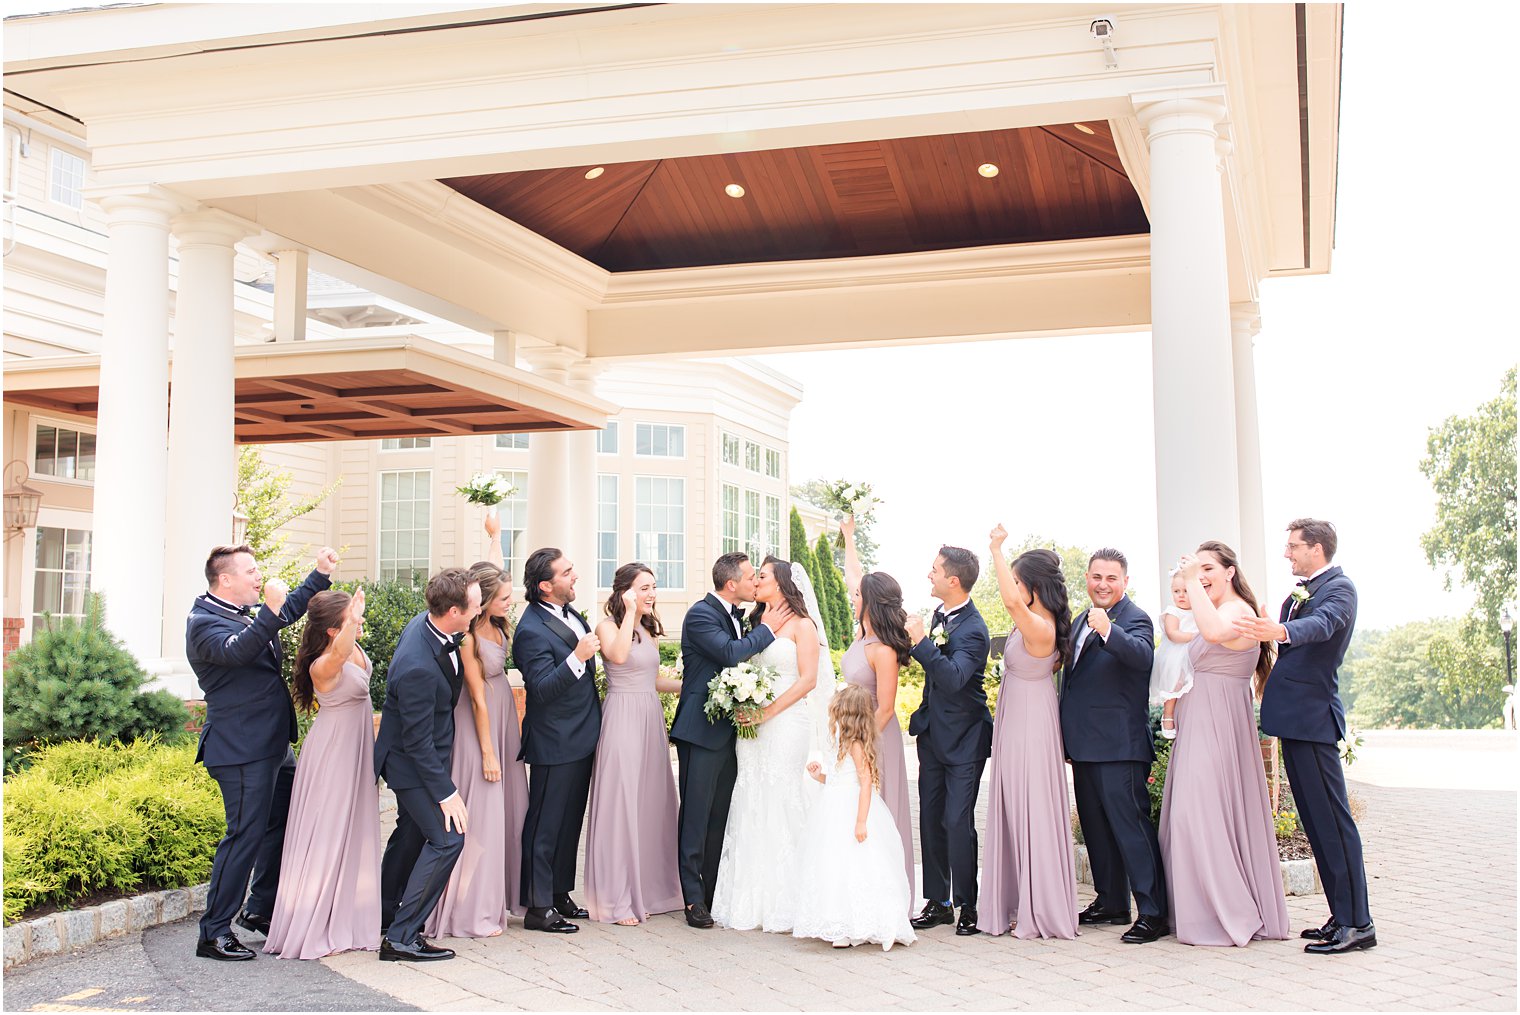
441, 633, 464, 655
731, 605, 746, 624
236, 604, 256, 618
931, 609, 947, 628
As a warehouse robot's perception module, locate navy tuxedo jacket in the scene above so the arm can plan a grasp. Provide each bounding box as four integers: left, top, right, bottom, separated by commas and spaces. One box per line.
1059, 594, 1156, 764
515, 602, 602, 766
671, 593, 776, 752
374, 612, 463, 801
907, 601, 993, 767
1259, 566, 1357, 745
187, 568, 330, 768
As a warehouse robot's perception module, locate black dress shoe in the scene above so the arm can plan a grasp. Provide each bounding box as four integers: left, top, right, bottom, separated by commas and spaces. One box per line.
1120, 915, 1169, 943
1301, 916, 1340, 940
554, 894, 590, 920
524, 907, 579, 934
1305, 921, 1376, 954
380, 937, 455, 962
684, 902, 715, 929
195, 933, 255, 961
234, 911, 270, 937
909, 900, 955, 930
1078, 901, 1133, 926
955, 905, 982, 936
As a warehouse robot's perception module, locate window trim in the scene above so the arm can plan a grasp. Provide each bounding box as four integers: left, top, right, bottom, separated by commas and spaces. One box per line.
29, 416, 98, 487
633, 422, 687, 460
375, 468, 433, 585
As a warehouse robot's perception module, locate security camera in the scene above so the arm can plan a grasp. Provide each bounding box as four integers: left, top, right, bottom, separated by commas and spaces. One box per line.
1089, 17, 1118, 69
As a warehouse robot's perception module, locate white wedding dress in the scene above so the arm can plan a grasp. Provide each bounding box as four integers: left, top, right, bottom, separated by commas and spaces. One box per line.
710, 636, 815, 933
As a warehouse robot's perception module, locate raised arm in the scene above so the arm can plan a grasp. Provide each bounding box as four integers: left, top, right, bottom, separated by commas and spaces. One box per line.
988, 524, 1056, 657
309, 587, 365, 696
598, 589, 641, 665
1179, 556, 1256, 649
483, 513, 505, 569
682, 601, 781, 669
841, 514, 863, 604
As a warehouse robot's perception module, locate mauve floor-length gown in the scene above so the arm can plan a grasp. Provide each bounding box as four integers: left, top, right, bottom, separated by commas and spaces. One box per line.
839, 633, 916, 914
1160, 635, 1291, 947
583, 632, 683, 924
264, 655, 381, 959
426, 633, 529, 938
976, 630, 1078, 938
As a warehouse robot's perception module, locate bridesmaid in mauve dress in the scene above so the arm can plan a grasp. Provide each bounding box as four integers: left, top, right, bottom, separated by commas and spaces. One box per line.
265, 589, 382, 959
583, 562, 685, 925
977, 531, 1078, 939
839, 514, 916, 913
427, 552, 531, 938
1160, 541, 1289, 947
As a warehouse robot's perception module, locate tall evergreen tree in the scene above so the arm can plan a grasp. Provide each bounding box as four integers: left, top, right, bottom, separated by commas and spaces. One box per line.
814, 532, 850, 649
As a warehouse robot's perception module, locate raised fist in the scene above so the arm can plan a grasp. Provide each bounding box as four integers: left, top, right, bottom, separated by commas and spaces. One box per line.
574, 632, 601, 662
263, 578, 289, 614
315, 548, 339, 575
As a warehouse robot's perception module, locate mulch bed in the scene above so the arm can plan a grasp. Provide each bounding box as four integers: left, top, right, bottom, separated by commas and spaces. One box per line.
14, 881, 175, 924
1278, 828, 1315, 861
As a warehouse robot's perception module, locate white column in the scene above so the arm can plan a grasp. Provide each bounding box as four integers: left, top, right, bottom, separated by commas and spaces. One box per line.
565, 360, 603, 611
1231, 302, 1268, 591
272, 249, 308, 342
1134, 85, 1240, 604
161, 211, 248, 678
493, 329, 520, 368
521, 346, 575, 576
91, 187, 184, 666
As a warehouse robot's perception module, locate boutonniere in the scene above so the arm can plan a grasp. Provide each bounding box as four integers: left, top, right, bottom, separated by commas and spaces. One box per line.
932, 627, 950, 647
1289, 584, 1312, 606
578, 608, 591, 627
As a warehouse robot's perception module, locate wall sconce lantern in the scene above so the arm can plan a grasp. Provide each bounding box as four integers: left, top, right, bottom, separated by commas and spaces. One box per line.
4, 461, 43, 536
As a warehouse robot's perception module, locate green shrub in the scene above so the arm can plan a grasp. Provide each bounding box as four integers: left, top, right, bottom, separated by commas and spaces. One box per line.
3, 738, 223, 922
3, 595, 188, 771
1147, 736, 1172, 825
893, 682, 921, 732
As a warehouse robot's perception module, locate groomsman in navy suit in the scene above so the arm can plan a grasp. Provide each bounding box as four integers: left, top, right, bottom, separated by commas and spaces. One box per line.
375, 567, 481, 961
1237, 518, 1375, 954
1060, 548, 1168, 944
905, 546, 993, 936
515, 547, 603, 934
187, 544, 334, 960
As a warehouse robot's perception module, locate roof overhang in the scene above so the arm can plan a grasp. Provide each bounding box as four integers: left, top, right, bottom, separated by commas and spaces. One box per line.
2, 335, 616, 443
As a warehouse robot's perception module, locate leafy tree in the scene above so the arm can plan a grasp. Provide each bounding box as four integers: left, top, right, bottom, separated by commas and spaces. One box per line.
1341, 618, 1504, 729
1419, 366, 1516, 625
814, 532, 852, 650
971, 534, 1093, 635
791, 478, 879, 568
237, 445, 341, 587
3, 594, 189, 771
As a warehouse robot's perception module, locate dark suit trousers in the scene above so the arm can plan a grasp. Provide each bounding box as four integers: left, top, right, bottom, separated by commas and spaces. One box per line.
200, 748, 295, 940
381, 785, 465, 945
520, 755, 594, 910
1281, 738, 1370, 927
916, 738, 985, 907
1071, 760, 1166, 919
674, 741, 737, 907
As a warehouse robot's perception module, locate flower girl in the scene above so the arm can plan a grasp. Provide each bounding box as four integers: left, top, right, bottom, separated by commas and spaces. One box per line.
1150, 570, 1198, 739
791, 685, 916, 951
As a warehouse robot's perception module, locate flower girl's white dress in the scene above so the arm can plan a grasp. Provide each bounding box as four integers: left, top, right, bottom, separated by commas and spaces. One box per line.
790, 747, 916, 951
1149, 604, 1197, 706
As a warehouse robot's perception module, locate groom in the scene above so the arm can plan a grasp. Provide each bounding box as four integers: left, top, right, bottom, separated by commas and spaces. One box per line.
904, 545, 993, 936
671, 551, 790, 928
1237, 518, 1374, 954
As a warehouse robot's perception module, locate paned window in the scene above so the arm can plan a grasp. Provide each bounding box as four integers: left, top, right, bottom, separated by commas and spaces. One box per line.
494, 470, 530, 585
765, 495, 782, 559
32, 526, 91, 631
744, 441, 761, 473
597, 422, 619, 454
495, 433, 530, 450
33, 424, 96, 482
744, 490, 762, 557
378, 470, 431, 584
597, 474, 618, 589
721, 433, 741, 466
635, 476, 685, 588
721, 483, 741, 554
49, 149, 85, 209
635, 423, 685, 458
765, 448, 782, 479
380, 437, 430, 450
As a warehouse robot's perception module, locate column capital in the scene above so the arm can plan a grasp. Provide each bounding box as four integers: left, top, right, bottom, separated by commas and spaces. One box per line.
1131, 83, 1229, 144
170, 209, 251, 249
566, 357, 605, 392
519, 343, 581, 381
1230, 301, 1262, 338
88, 183, 193, 224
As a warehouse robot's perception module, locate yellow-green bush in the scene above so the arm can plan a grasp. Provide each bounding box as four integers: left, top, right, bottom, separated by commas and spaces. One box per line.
3, 737, 223, 923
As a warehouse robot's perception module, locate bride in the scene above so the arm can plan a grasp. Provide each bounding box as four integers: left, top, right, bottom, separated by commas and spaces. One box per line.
711, 556, 835, 933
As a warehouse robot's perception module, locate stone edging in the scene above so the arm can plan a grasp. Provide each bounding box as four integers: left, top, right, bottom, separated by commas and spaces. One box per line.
4, 883, 209, 971
1074, 845, 1321, 896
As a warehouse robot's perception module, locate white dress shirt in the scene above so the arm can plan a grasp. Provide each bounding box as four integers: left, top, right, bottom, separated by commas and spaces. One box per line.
541, 601, 589, 678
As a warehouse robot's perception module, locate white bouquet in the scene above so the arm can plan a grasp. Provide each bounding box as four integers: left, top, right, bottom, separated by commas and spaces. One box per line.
456, 472, 517, 507
704, 661, 778, 740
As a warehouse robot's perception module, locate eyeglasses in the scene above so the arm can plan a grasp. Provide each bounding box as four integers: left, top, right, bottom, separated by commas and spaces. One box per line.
1284, 541, 1308, 550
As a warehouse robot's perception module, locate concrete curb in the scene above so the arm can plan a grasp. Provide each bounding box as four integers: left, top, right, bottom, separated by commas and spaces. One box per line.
4, 786, 401, 971
1074, 844, 1321, 896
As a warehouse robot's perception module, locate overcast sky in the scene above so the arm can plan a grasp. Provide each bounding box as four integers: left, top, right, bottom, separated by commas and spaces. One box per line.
756, 8, 1517, 630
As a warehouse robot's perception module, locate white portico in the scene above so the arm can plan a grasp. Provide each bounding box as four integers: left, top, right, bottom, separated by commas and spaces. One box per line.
2, 3, 1340, 676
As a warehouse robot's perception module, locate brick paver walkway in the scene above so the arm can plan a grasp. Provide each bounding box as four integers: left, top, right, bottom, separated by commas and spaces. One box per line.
324, 730, 1516, 1011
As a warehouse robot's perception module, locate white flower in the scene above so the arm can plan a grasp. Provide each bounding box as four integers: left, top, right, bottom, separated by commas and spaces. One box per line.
1289, 584, 1312, 605
932, 628, 949, 647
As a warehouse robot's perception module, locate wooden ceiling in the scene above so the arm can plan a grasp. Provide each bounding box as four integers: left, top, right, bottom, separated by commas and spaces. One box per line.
443, 123, 1148, 272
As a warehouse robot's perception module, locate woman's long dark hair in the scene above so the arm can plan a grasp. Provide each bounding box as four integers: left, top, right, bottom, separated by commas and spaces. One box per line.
467, 561, 512, 669
292, 589, 352, 713
604, 562, 664, 642
750, 555, 810, 628
1012, 549, 1072, 674
1196, 539, 1275, 696
860, 571, 912, 667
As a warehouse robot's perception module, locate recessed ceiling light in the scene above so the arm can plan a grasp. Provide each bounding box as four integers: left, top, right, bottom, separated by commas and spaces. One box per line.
584, 166, 605, 179
724, 183, 746, 198
1074, 123, 1096, 135
977, 163, 999, 178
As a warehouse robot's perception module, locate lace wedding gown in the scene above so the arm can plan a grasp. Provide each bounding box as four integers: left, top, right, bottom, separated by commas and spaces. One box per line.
710, 636, 815, 932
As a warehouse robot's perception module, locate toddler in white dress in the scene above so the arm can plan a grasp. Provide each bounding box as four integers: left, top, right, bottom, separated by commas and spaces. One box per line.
1149, 571, 1198, 740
